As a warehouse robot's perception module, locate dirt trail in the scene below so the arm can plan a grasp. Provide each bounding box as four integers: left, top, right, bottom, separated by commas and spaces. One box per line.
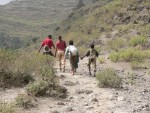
1, 57, 150, 113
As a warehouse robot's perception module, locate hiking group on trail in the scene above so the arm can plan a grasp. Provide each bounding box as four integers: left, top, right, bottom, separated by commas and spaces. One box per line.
39, 35, 99, 76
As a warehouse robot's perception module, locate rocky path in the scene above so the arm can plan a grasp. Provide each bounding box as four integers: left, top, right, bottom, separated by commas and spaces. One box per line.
1, 57, 150, 113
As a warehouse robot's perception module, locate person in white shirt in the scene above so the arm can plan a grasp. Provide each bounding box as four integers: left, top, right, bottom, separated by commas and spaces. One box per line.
64, 40, 79, 75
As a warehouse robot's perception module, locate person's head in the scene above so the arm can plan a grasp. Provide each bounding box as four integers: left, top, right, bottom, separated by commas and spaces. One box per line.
58, 36, 62, 40
69, 40, 73, 45
48, 35, 52, 39
90, 44, 94, 49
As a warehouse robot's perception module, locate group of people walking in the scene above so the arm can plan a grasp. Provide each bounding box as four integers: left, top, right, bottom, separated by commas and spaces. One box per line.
38, 35, 99, 76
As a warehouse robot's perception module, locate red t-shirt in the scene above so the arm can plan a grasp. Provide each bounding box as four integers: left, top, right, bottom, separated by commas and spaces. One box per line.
42, 38, 54, 49
56, 40, 66, 51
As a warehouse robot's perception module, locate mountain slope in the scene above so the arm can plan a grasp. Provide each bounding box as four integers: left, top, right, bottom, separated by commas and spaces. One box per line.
55, 0, 150, 51
0, 0, 78, 41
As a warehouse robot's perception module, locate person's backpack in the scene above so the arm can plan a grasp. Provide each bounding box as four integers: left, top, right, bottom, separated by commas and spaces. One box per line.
89, 49, 97, 60
43, 45, 50, 53
69, 46, 77, 56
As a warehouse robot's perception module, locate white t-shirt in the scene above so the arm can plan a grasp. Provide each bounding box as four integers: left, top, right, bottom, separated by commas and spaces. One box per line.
65, 45, 77, 58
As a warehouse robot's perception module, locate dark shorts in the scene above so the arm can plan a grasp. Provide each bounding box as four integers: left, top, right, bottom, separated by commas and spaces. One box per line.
43, 51, 54, 56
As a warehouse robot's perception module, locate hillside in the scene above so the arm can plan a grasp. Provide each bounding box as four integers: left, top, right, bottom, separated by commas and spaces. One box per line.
0, 0, 78, 47
0, 0, 150, 113
55, 0, 150, 52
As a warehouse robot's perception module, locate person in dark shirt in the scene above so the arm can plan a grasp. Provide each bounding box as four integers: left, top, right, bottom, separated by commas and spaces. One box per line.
81, 44, 99, 76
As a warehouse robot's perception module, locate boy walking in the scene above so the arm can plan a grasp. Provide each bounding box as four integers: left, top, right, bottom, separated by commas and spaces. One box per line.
38, 35, 55, 57
64, 40, 79, 75
81, 44, 99, 77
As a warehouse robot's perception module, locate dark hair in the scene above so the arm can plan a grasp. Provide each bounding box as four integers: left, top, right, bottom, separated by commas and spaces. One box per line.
90, 44, 94, 49
58, 36, 62, 40
48, 35, 52, 38
69, 40, 73, 45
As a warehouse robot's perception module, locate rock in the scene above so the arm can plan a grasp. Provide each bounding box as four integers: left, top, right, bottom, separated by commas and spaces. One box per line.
85, 90, 93, 94
123, 86, 129, 90
117, 96, 125, 101
86, 106, 94, 110
59, 93, 66, 99
60, 75, 66, 79
57, 102, 65, 105
91, 98, 98, 102
68, 96, 73, 99
84, 103, 88, 106
75, 89, 93, 94
108, 95, 117, 100
64, 81, 76, 86
51, 111, 59, 113
66, 107, 73, 112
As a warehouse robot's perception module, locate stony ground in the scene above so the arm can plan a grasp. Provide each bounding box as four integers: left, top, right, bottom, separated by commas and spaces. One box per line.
0, 57, 150, 113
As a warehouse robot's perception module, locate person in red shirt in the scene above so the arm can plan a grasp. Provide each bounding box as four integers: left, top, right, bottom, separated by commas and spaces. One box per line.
38, 35, 55, 57
55, 36, 66, 72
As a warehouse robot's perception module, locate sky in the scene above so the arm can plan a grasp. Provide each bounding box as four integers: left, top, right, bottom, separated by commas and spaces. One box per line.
0, 0, 12, 5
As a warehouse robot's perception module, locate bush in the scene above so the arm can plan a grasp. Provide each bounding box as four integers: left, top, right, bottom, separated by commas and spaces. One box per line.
130, 61, 149, 70
109, 48, 147, 62
0, 69, 34, 88
96, 68, 122, 88
107, 38, 126, 51
26, 81, 51, 96
98, 56, 105, 64
26, 80, 67, 98
129, 36, 148, 47
127, 73, 137, 85
15, 94, 35, 109
0, 101, 16, 113
109, 52, 119, 62
0, 49, 54, 88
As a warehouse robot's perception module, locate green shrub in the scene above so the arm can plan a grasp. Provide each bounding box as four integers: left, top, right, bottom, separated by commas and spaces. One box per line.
15, 94, 35, 109
96, 68, 122, 88
98, 56, 105, 64
0, 50, 54, 88
0, 101, 16, 113
127, 73, 137, 85
0, 49, 18, 70
107, 38, 126, 51
0, 69, 34, 88
26, 80, 67, 98
26, 81, 51, 96
129, 36, 148, 47
109, 48, 146, 62
130, 61, 149, 70
109, 52, 119, 62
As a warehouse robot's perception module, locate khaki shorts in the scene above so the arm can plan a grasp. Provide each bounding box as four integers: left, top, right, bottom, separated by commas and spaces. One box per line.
88, 58, 96, 70
57, 51, 65, 65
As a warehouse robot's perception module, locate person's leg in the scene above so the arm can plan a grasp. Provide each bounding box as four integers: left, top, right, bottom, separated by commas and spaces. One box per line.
72, 56, 77, 75
57, 51, 62, 71
49, 51, 55, 57
93, 59, 96, 77
61, 51, 65, 72
69, 55, 74, 75
88, 59, 92, 75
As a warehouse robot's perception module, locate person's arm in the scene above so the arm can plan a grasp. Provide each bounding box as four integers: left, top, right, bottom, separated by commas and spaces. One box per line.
55, 42, 58, 57
81, 51, 90, 60
52, 40, 55, 49
96, 50, 99, 57
64, 47, 69, 61
64, 41, 67, 49
38, 41, 44, 52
